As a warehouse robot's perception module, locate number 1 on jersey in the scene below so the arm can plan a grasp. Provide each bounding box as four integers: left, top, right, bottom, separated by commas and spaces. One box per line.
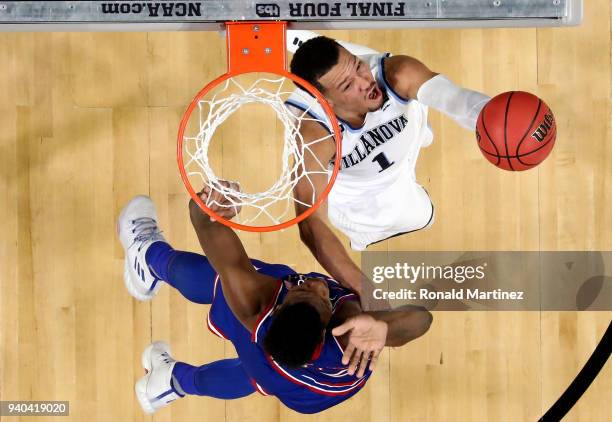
372, 152, 395, 172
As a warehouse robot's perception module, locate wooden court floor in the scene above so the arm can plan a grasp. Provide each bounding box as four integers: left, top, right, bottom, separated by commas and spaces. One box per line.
1, 1, 610, 421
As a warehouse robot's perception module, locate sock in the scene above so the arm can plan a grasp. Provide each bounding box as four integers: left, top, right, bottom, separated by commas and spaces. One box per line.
170, 374, 186, 397
145, 241, 174, 281
172, 362, 200, 395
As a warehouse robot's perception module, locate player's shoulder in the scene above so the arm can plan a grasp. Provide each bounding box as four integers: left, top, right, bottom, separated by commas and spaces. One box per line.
285, 88, 337, 141
297, 119, 336, 159
358, 52, 386, 70
383, 55, 437, 100
383, 55, 429, 75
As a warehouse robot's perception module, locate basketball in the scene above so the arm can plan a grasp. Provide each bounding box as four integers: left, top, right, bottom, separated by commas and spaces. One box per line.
476, 91, 556, 171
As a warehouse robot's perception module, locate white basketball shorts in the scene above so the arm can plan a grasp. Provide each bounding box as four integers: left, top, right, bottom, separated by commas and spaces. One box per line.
327, 175, 434, 251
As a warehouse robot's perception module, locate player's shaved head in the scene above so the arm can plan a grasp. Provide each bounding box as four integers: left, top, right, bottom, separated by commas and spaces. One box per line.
264, 302, 326, 367
263, 278, 332, 366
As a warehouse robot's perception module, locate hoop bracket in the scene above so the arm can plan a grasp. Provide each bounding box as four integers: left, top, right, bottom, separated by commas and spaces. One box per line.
226, 21, 288, 74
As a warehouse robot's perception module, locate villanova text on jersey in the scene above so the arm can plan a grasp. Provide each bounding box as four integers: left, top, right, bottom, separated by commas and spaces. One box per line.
339, 114, 409, 170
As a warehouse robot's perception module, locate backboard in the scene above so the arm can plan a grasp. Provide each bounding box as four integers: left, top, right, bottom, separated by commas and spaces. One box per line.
0, 1, 583, 32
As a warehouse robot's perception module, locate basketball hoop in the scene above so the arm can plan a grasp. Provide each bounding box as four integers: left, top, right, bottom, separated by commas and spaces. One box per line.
177, 21, 342, 232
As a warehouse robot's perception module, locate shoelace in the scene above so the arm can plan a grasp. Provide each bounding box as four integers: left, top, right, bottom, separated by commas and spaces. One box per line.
130, 217, 164, 251
160, 351, 172, 364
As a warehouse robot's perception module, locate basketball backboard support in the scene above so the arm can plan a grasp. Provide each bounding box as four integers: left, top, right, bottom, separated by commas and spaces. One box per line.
0, 0, 583, 32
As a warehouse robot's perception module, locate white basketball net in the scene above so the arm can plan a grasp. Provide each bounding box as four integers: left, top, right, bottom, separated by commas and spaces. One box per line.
182, 76, 337, 227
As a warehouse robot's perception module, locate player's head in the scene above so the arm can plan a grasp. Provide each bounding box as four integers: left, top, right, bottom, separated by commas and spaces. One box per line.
263, 277, 333, 368
290, 36, 384, 115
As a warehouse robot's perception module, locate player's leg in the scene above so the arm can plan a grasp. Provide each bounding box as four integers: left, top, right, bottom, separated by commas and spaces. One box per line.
172, 359, 255, 399
136, 341, 255, 414
118, 195, 285, 304
146, 242, 217, 304
144, 242, 290, 304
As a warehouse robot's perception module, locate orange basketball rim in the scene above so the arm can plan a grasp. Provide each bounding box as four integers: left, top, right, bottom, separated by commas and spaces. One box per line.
177, 21, 342, 232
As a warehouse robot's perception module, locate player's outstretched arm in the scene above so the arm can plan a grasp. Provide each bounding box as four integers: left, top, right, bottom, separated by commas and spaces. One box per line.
293, 120, 366, 295
385, 55, 490, 130
366, 304, 433, 347
335, 301, 432, 347
189, 184, 278, 330
332, 301, 433, 376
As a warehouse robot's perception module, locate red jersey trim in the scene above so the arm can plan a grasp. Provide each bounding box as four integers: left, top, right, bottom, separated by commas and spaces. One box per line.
264, 353, 367, 396
207, 312, 230, 340
251, 280, 283, 342
249, 378, 272, 396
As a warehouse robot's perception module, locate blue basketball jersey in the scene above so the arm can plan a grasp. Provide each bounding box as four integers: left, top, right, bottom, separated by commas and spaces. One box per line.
206, 260, 370, 414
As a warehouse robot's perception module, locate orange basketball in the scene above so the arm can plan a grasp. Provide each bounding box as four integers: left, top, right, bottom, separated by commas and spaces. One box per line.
475, 91, 556, 171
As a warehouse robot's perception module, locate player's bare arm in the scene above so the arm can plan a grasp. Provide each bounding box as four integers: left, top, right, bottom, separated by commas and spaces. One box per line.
365, 305, 433, 347
383, 55, 438, 100
334, 300, 432, 347
385, 54, 490, 130
331, 299, 433, 376
188, 184, 279, 331
294, 119, 366, 294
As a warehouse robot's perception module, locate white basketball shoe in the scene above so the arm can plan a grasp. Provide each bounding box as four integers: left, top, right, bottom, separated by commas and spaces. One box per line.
117, 195, 167, 301
136, 341, 184, 414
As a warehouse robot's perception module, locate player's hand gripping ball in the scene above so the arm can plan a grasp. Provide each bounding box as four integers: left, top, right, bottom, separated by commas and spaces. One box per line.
476, 91, 556, 171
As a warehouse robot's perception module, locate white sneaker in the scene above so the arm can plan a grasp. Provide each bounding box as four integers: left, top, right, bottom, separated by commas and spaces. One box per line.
117, 195, 167, 301
136, 341, 184, 414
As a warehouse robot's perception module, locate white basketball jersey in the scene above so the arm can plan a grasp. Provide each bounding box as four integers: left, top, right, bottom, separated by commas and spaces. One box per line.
287, 53, 435, 250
